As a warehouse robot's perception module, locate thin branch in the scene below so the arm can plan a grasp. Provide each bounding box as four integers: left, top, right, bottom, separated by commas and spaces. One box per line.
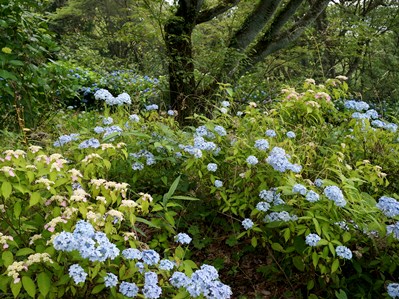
196, 0, 241, 24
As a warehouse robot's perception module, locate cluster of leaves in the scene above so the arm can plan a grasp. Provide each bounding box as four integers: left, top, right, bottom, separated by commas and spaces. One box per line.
0, 0, 59, 130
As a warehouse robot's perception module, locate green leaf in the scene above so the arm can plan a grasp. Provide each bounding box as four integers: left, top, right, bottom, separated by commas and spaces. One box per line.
91, 284, 105, 294
312, 218, 321, 235
342, 232, 351, 243
171, 195, 200, 201
136, 217, 160, 229
163, 176, 180, 206
29, 192, 41, 207
11, 281, 22, 298
16, 248, 35, 256
165, 212, 176, 227
175, 246, 185, 259
251, 236, 257, 247
293, 256, 305, 271
2, 251, 13, 267
331, 258, 340, 273
22, 276, 36, 298
312, 251, 319, 268
37, 272, 51, 297
335, 289, 348, 299
0, 69, 18, 80
2, 181, 12, 199
271, 243, 285, 252
14, 201, 22, 219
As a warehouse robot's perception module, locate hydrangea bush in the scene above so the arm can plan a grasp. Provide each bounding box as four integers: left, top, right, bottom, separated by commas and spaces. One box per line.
2, 76, 399, 298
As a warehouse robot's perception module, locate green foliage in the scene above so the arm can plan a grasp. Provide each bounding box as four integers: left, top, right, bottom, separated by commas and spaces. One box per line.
0, 0, 59, 130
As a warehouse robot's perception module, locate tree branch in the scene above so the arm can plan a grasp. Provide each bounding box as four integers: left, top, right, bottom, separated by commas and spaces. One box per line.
242, 0, 330, 75
196, 0, 241, 24
229, 0, 284, 51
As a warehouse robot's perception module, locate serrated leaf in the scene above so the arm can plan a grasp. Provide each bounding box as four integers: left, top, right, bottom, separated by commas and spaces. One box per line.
2, 181, 12, 199
11, 281, 21, 298
271, 243, 284, 252
29, 192, 41, 207
335, 289, 348, 299
37, 272, 51, 297
22, 276, 36, 298
331, 258, 340, 273
91, 284, 105, 294
2, 251, 13, 267
251, 236, 257, 247
293, 256, 305, 271
14, 201, 22, 219
16, 248, 35, 256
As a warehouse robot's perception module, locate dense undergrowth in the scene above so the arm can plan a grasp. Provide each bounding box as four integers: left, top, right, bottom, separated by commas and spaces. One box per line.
2, 74, 399, 299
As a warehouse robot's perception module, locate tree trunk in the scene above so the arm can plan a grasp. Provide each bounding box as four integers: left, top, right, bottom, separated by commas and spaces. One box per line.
164, 0, 203, 123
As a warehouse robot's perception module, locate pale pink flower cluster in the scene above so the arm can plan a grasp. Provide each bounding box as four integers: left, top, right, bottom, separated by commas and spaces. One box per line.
81, 153, 102, 163
0, 166, 15, 177
3, 149, 26, 160
315, 91, 331, 102
44, 216, 68, 232
50, 158, 68, 172
35, 178, 55, 190
7, 253, 53, 284
139, 192, 153, 202
68, 168, 83, 181
0, 233, 14, 249
70, 188, 90, 202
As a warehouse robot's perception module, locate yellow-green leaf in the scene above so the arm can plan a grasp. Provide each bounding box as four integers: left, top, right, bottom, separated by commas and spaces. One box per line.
37, 272, 51, 297
1, 181, 12, 199
22, 276, 36, 298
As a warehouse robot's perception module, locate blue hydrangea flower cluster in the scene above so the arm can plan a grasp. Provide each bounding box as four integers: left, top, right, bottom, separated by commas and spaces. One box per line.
194, 136, 217, 151
104, 273, 118, 288
305, 190, 320, 203
387, 222, 399, 239
324, 186, 346, 207
207, 163, 218, 172
256, 201, 271, 212
264, 211, 298, 223
376, 196, 399, 217
122, 248, 142, 260
169, 265, 232, 299
214, 125, 227, 136
145, 104, 159, 111
142, 250, 161, 266
129, 114, 140, 122
175, 233, 192, 245
69, 264, 87, 284
143, 272, 162, 299
335, 245, 352, 260
53, 133, 80, 147
221, 101, 230, 107
130, 150, 156, 170
94, 89, 131, 106
314, 178, 323, 188
286, 131, 296, 138
344, 100, 370, 111
254, 139, 269, 151
241, 218, 254, 230
292, 184, 307, 195
159, 259, 175, 271
246, 155, 258, 165
78, 138, 101, 149
351, 109, 379, 120
103, 117, 113, 125
371, 120, 398, 132
54, 220, 120, 262
94, 126, 105, 134
103, 125, 123, 139
214, 180, 223, 188
119, 281, 139, 298
388, 283, 399, 298
266, 147, 302, 173
305, 234, 321, 246
265, 129, 276, 137
259, 188, 284, 205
